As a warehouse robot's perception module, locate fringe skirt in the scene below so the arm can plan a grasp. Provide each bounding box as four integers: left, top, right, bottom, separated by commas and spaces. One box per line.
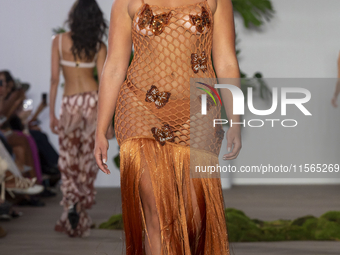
120, 137, 230, 255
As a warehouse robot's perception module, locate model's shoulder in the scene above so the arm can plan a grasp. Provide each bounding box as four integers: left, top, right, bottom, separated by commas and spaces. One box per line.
51, 31, 70, 42
207, 0, 219, 16
51, 33, 60, 48
97, 41, 107, 51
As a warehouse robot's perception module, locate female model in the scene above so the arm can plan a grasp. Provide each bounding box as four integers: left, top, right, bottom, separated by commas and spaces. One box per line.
95, 0, 241, 253
49, 0, 112, 237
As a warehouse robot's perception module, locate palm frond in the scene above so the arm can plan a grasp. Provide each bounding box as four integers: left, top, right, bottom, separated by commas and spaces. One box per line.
52, 27, 66, 35
232, 0, 274, 28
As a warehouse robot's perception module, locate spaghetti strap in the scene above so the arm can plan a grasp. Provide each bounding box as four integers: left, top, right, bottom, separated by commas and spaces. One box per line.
59, 34, 63, 60
141, 0, 144, 4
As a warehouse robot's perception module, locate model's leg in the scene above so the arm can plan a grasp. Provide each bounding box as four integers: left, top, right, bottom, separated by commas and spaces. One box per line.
54, 112, 68, 233
54, 105, 73, 234
137, 140, 198, 255
80, 91, 99, 210
55, 94, 92, 237
120, 138, 196, 255
74, 91, 100, 232
183, 177, 204, 252
139, 164, 161, 255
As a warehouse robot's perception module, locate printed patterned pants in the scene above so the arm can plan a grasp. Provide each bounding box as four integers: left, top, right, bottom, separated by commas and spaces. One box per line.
54, 90, 99, 237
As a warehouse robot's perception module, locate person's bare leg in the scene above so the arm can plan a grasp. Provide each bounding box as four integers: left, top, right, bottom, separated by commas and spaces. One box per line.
12, 146, 35, 178
189, 178, 202, 232
12, 146, 25, 172
139, 167, 161, 255
183, 176, 203, 249
6, 133, 36, 176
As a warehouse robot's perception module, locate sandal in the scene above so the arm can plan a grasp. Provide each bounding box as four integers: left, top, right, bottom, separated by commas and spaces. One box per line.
1, 170, 43, 199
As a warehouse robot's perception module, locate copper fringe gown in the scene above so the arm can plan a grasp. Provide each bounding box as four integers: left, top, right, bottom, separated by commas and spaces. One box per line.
114, 0, 230, 254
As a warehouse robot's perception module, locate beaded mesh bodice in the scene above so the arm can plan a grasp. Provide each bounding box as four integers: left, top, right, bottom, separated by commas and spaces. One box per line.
115, 0, 223, 155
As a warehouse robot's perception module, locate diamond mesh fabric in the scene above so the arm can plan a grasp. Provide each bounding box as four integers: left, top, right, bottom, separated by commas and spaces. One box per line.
114, 0, 222, 156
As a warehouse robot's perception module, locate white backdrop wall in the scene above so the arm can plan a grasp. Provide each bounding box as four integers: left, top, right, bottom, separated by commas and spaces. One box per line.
236, 0, 340, 78
231, 0, 340, 185
0, 0, 339, 187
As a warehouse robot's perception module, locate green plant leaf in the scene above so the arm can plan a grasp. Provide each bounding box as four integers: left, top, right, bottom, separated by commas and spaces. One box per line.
53, 27, 66, 34
232, 0, 275, 28
114, 151, 120, 169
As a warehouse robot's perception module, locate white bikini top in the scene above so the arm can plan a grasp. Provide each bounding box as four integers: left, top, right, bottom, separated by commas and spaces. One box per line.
59, 33, 99, 68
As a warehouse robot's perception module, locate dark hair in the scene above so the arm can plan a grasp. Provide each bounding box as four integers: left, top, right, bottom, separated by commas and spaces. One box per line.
66, 0, 108, 61
0, 70, 14, 84
9, 114, 24, 132
0, 70, 16, 100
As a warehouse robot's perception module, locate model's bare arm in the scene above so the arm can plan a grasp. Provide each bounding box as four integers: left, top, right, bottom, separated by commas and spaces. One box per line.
212, 0, 241, 160
96, 43, 108, 84
94, 0, 133, 174
49, 34, 61, 134
332, 51, 340, 107
96, 43, 115, 138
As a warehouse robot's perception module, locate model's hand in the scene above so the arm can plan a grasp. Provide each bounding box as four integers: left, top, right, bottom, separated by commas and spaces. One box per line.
332, 96, 338, 108
94, 134, 110, 175
223, 126, 242, 160
50, 115, 59, 134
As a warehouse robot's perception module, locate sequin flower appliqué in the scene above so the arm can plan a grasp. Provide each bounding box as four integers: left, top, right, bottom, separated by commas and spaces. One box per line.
151, 124, 174, 146
189, 6, 211, 33
145, 85, 171, 109
138, 4, 172, 36
191, 51, 207, 73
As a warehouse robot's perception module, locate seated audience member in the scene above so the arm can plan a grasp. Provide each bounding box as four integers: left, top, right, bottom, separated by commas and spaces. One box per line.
1, 72, 59, 195
1, 139, 44, 208
27, 94, 60, 181
0, 71, 46, 205
0, 71, 42, 183
12, 86, 60, 191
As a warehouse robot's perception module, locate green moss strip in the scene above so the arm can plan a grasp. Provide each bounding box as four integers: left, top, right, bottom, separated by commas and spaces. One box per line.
99, 209, 340, 242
